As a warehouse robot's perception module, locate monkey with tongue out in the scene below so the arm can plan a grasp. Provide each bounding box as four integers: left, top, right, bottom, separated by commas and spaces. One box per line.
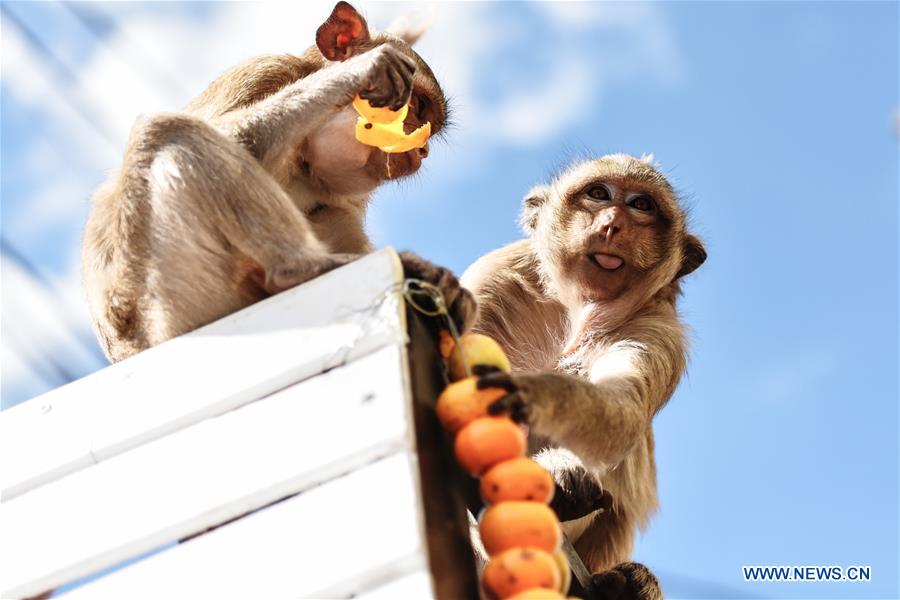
462, 154, 707, 599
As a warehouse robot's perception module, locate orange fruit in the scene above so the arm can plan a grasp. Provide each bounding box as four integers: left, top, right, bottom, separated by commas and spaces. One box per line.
482, 547, 561, 599
481, 458, 555, 505
480, 501, 562, 555
506, 589, 566, 599
437, 378, 507, 434
552, 550, 571, 594
439, 330, 456, 359
448, 334, 511, 381
454, 417, 526, 475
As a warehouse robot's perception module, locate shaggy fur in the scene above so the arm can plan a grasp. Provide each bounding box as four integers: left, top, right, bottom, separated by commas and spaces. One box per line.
82, 2, 457, 362
463, 155, 706, 599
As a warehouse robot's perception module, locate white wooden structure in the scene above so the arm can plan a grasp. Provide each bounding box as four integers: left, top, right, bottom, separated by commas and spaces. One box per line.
0, 249, 477, 599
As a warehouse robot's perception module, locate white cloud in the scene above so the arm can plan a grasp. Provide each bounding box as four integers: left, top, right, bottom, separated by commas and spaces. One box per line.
535, 1, 685, 85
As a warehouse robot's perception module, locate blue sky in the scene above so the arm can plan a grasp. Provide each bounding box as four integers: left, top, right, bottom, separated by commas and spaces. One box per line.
1, 2, 897, 598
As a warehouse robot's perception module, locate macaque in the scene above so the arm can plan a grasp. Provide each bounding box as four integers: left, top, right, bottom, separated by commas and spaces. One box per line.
83, 2, 472, 362
462, 154, 707, 599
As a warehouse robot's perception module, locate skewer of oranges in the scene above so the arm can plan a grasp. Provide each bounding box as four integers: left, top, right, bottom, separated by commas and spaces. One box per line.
435, 332, 573, 599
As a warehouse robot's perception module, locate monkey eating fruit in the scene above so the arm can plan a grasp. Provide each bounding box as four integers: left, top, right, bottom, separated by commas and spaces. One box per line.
82, 1, 473, 362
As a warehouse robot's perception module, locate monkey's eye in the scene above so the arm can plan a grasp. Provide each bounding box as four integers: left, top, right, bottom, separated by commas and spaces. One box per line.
628, 195, 657, 213
586, 184, 611, 201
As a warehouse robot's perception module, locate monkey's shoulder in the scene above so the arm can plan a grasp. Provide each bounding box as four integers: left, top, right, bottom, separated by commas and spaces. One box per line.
461, 239, 542, 298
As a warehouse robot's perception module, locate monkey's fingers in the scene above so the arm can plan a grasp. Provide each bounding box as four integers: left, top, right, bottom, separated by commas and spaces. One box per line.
360, 49, 416, 109
487, 393, 529, 424
472, 365, 504, 376
594, 488, 614, 512
360, 77, 392, 108
591, 569, 628, 600
476, 371, 516, 392
387, 57, 415, 111
550, 483, 608, 522
591, 563, 662, 600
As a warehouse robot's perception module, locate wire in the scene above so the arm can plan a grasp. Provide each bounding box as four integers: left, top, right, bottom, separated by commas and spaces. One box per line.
59, 2, 193, 100
1, 237, 108, 367
1, 3, 121, 150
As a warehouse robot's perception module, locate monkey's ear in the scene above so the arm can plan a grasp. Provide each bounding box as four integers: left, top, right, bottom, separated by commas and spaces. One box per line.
676, 234, 707, 278
519, 185, 550, 234
316, 2, 371, 62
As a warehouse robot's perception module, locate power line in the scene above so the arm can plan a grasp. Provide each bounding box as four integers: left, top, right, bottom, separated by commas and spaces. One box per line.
1, 237, 108, 367
1, 3, 121, 150
60, 2, 193, 101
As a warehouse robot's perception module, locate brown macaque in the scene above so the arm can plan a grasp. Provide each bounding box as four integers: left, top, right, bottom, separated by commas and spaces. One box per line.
83, 2, 473, 362
462, 154, 706, 600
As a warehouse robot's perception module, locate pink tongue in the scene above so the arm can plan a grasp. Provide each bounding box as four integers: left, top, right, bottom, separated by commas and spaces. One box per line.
595, 254, 623, 269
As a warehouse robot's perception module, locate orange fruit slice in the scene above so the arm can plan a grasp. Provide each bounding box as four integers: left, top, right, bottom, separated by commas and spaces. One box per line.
448, 333, 511, 381
481, 457, 555, 505
482, 547, 561, 599
352, 95, 407, 124
454, 417, 526, 475
480, 501, 562, 555
352, 95, 431, 153
437, 377, 508, 434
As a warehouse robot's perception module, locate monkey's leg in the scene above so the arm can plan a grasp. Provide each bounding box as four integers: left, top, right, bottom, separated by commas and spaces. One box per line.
125, 113, 340, 344
569, 512, 663, 600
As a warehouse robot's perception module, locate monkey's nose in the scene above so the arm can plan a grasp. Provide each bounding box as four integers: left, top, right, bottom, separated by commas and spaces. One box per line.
599, 223, 621, 240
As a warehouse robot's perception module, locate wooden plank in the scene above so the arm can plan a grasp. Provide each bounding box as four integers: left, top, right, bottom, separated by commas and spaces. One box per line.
404, 308, 482, 599
356, 568, 435, 599
0, 345, 412, 599
1, 248, 406, 500
63, 454, 428, 599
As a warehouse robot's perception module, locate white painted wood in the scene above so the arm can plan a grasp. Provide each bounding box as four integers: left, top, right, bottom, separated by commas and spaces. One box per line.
62, 454, 429, 600
356, 568, 436, 599
0, 345, 413, 599
1, 248, 406, 500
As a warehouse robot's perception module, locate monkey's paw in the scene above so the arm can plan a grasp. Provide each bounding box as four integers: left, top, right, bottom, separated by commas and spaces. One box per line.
545, 461, 613, 522
592, 562, 662, 600
475, 371, 531, 424
399, 251, 476, 334
359, 45, 416, 111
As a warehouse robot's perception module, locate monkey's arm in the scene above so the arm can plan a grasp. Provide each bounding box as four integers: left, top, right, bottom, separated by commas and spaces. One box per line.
480, 333, 685, 472
220, 45, 415, 180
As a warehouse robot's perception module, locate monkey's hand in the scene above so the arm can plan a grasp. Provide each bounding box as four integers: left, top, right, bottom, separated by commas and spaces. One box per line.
542, 457, 613, 522
359, 45, 416, 111
399, 251, 476, 335
592, 562, 663, 600
475, 371, 531, 423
